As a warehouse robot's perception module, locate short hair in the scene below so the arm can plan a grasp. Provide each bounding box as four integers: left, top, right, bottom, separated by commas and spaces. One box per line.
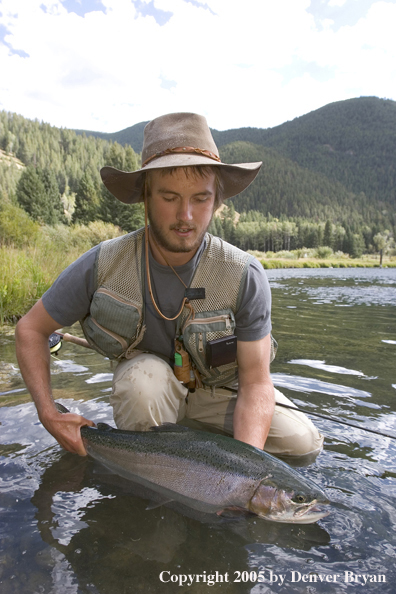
142, 166, 224, 210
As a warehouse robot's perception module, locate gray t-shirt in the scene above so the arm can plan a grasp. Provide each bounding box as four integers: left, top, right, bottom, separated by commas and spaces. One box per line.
42, 236, 272, 364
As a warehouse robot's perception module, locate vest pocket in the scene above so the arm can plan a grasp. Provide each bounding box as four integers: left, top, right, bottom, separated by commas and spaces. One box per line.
181, 310, 237, 384
81, 288, 142, 359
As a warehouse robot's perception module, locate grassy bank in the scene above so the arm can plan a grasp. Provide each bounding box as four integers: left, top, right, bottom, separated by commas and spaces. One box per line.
248, 249, 396, 269
259, 257, 396, 269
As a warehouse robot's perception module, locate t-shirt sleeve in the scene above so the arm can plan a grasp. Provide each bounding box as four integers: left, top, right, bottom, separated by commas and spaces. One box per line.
235, 258, 272, 342
41, 245, 99, 327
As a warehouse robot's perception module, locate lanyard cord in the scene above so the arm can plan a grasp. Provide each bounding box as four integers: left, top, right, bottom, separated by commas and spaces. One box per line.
150, 230, 188, 289
144, 187, 195, 323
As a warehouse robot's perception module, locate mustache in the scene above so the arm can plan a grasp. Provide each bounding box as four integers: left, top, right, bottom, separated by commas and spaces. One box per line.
170, 223, 196, 231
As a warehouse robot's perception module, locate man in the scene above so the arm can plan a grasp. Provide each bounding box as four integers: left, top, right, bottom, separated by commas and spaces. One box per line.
15, 112, 323, 458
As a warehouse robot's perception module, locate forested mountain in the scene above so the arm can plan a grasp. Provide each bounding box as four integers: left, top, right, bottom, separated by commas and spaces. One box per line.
229, 97, 396, 209
218, 142, 375, 226
1, 97, 395, 256
74, 121, 148, 154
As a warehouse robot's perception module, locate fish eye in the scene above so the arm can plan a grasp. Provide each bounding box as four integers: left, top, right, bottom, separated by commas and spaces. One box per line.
293, 492, 308, 504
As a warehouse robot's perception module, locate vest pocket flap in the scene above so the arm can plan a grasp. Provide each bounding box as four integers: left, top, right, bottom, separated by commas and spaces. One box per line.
82, 317, 128, 359
182, 311, 235, 335
90, 289, 141, 339
82, 289, 142, 359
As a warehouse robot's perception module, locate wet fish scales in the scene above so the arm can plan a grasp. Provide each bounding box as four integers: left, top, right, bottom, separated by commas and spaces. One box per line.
83, 428, 260, 512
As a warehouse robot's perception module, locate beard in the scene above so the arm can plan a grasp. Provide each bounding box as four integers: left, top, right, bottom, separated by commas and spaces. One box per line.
147, 202, 210, 254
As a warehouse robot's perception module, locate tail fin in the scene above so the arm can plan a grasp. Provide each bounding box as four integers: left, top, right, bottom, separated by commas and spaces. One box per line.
55, 402, 70, 414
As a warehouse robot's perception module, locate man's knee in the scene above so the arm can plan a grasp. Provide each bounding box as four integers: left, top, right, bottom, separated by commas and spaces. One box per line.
112, 354, 174, 398
111, 354, 187, 430
265, 389, 324, 458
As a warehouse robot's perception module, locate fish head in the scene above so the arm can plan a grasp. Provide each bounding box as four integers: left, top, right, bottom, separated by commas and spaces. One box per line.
248, 476, 330, 524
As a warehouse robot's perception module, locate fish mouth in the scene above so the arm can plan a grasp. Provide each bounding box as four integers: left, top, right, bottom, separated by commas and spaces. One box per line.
259, 500, 330, 524
288, 505, 330, 524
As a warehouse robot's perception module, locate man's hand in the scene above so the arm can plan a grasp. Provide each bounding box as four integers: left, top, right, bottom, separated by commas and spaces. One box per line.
15, 299, 95, 456
40, 408, 95, 456
234, 334, 275, 449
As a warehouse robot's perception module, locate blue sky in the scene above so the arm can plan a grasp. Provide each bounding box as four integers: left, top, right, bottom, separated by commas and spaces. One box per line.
0, 0, 395, 132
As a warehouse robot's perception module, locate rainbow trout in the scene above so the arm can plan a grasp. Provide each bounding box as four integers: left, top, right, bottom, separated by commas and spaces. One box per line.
57, 404, 329, 523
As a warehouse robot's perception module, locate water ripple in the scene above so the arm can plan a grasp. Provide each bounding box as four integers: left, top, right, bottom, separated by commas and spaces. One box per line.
272, 372, 372, 400
289, 359, 365, 376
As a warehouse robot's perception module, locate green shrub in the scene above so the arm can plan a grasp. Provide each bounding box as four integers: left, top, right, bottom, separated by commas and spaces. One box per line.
315, 246, 333, 259
0, 200, 41, 248
40, 221, 124, 252
275, 250, 298, 260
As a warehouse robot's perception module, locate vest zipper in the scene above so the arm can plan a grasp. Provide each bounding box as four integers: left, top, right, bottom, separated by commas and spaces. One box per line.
182, 314, 233, 333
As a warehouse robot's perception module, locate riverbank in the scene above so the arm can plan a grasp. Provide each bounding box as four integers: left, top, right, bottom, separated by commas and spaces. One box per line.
259, 257, 396, 269
248, 249, 396, 269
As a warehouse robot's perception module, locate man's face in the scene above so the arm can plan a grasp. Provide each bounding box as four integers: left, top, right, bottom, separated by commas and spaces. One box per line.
147, 168, 216, 264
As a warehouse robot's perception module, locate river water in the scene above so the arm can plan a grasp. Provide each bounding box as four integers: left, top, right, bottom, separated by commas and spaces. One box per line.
1, 267, 395, 593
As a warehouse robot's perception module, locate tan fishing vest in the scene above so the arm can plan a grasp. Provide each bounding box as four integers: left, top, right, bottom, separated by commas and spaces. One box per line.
80, 228, 271, 386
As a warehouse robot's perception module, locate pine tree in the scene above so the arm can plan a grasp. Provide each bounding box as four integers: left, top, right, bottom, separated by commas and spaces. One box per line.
73, 170, 101, 224
16, 166, 64, 224
41, 168, 65, 224
323, 220, 333, 247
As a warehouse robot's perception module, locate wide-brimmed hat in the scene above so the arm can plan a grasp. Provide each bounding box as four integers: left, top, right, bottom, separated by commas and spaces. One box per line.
100, 112, 262, 204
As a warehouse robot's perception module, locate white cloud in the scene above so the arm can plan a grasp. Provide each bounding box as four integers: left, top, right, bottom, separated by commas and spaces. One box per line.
0, 0, 394, 133
327, 0, 348, 6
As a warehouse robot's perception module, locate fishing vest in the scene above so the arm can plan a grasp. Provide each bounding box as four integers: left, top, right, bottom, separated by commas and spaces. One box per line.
80, 228, 275, 387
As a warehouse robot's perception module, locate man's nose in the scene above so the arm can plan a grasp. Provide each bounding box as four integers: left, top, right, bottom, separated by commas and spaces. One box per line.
177, 199, 193, 221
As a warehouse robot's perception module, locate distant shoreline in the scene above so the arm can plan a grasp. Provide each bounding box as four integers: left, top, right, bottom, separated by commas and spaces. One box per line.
258, 258, 396, 270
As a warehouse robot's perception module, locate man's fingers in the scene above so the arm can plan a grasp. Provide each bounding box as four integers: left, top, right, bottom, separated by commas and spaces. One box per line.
43, 412, 95, 456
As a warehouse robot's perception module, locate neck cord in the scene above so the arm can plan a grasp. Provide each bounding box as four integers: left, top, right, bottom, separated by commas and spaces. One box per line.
150, 232, 188, 289
144, 189, 194, 323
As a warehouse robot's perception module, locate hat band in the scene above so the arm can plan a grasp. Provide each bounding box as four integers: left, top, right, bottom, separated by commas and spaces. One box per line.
142, 146, 221, 168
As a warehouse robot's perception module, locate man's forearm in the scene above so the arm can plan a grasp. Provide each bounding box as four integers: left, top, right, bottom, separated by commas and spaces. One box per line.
15, 320, 56, 419
233, 381, 275, 449
15, 301, 94, 455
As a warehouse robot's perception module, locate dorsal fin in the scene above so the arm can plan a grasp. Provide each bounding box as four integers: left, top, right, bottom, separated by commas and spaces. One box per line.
96, 422, 115, 431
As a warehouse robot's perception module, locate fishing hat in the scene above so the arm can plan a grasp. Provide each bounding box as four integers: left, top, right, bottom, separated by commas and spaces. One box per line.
100, 112, 262, 204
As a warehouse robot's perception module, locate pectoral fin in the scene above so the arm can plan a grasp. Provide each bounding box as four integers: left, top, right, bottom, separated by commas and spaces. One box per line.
216, 506, 252, 518
145, 498, 174, 510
